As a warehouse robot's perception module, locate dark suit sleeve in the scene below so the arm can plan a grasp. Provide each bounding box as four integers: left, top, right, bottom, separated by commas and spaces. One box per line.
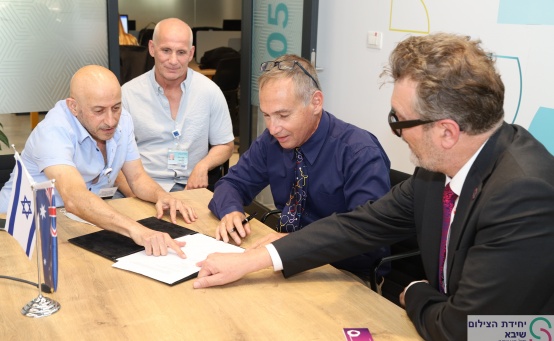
273, 175, 417, 277
405, 176, 554, 340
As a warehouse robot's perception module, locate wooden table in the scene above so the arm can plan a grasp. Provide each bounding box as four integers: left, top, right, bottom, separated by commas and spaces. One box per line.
0, 189, 421, 340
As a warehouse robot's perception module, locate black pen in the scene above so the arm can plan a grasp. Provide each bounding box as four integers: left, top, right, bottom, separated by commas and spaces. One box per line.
241, 211, 258, 225
229, 212, 258, 234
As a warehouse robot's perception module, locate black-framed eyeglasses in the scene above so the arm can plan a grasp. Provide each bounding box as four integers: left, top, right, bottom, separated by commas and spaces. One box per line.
388, 108, 436, 137
260, 60, 320, 89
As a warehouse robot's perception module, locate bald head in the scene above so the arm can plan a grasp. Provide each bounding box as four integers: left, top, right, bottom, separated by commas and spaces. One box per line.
69, 65, 120, 103
152, 18, 193, 49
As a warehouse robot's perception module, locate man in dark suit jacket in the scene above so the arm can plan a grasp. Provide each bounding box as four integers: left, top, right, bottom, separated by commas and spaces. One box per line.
192, 33, 554, 340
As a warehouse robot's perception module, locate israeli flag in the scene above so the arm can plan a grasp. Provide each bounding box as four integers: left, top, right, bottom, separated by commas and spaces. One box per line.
6, 152, 36, 258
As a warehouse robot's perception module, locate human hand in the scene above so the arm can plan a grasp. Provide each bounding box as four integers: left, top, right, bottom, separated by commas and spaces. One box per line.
215, 211, 252, 245
155, 194, 198, 224
184, 166, 208, 190
193, 248, 273, 288
247, 232, 288, 250
400, 279, 429, 307
129, 224, 187, 258
399, 288, 406, 308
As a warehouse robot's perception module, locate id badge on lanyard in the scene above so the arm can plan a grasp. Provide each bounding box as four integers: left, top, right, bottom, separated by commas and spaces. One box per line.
92, 167, 117, 199
168, 129, 188, 170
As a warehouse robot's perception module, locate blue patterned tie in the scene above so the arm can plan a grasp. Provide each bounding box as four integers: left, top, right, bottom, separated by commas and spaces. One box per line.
279, 148, 308, 233
438, 183, 458, 294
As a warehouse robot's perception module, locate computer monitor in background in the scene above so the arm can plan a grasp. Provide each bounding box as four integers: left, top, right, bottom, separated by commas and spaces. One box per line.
222, 19, 241, 31
120, 14, 129, 33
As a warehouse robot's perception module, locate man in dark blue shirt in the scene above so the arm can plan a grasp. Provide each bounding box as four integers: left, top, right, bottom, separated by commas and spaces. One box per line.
209, 54, 391, 280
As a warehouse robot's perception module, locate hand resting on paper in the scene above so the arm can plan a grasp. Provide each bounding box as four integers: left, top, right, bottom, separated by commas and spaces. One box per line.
129, 223, 187, 258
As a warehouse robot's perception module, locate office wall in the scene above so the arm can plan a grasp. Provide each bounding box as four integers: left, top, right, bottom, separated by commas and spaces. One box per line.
0, 0, 112, 114
118, 0, 241, 32
317, 0, 554, 173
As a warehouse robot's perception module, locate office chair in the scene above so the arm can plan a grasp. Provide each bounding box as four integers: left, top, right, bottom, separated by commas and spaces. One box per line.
366, 169, 425, 305
212, 57, 241, 90
0, 154, 16, 189
212, 57, 241, 137
119, 45, 154, 85
366, 169, 421, 293
207, 160, 229, 192
206, 142, 231, 192
260, 209, 281, 230
138, 27, 154, 47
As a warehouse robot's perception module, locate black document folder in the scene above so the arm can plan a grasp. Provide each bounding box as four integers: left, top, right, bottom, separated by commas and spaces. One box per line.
68, 216, 197, 262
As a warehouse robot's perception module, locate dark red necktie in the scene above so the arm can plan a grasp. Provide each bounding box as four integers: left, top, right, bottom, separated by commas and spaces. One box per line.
438, 183, 458, 294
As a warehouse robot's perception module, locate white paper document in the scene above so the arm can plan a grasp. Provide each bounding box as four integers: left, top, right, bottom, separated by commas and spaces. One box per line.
112, 233, 244, 285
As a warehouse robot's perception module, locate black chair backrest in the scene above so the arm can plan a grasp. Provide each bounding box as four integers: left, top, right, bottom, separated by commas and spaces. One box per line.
138, 28, 154, 47
119, 45, 154, 85
376, 169, 422, 305
212, 57, 241, 91
207, 160, 230, 193
212, 57, 241, 137
0, 154, 16, 189
390, 169, 411, 187
200, 46, 240, 69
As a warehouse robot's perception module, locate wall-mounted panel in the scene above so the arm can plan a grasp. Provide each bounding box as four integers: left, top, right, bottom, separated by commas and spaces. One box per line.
0, 0, 112, 114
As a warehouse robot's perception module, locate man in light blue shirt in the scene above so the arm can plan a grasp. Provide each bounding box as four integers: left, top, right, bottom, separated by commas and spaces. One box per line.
121, 18, 234, 193
0, 65, 197, 257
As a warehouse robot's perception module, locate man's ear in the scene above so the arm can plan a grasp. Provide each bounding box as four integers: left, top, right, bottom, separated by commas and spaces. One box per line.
311, 90, 323, 114
439, 119, 461, 149
66, 98, 78, 117
148, 40, 155, 58
188, 46, 195, 62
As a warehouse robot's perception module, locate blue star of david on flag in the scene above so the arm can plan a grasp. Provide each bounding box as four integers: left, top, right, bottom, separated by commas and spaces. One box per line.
21, 195, 33, 219
6, 153, 37, 258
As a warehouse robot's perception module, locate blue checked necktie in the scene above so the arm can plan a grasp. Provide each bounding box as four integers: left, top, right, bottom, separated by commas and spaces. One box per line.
438, 183, 458, 294
279, 148, 308, 233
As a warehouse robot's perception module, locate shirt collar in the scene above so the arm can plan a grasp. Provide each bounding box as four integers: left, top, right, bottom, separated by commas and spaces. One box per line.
149, 66, 190, 94
295, 110, 329, 165
447, 140, 488, 195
